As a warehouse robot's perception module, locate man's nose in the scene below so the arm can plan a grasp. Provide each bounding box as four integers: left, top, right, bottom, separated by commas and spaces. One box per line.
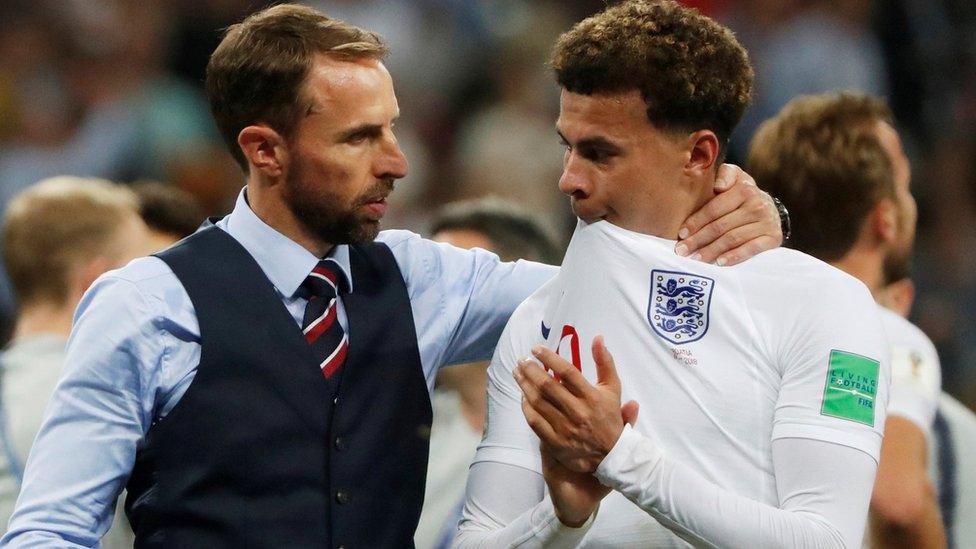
559, 154, 589, 197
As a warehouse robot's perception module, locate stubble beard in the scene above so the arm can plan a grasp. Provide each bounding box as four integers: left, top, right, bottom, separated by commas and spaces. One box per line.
283, 161, 391, 247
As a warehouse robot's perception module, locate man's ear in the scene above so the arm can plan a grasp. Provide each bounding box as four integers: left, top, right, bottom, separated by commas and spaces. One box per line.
238, 125, 288, 178
871, 198, 898, 244
684, 130, 720, 177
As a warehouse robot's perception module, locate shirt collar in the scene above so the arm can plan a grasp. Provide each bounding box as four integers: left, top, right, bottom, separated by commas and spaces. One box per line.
223, 188, 354, 297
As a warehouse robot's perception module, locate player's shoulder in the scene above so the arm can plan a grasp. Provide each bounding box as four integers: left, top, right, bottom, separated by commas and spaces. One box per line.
734, 247, 874, 308
493, 274, 560, 361
876, 305, 938, 357
508, 274, 559, 333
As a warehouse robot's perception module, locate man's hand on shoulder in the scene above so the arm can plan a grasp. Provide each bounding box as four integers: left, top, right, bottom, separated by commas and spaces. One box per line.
676, 164, 783, 266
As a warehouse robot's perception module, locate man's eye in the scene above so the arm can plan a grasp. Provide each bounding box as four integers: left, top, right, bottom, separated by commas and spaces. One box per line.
583, 149, 610, 162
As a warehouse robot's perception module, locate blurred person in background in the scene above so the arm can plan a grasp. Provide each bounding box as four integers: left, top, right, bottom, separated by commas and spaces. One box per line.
416, 197, 562, 549
878, 273, 976, 548
749, 93, 946, 548
2, 4, 784, 547
132, 181, 207, 251
0, 177, 154, 546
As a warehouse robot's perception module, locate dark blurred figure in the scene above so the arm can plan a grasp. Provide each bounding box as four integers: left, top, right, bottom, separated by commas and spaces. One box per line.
132, 180, 207, 250
0, 177, 154, 546
416, 196, 561, 549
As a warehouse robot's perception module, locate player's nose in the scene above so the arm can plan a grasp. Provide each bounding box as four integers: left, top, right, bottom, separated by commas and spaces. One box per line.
559, 157, 589, 197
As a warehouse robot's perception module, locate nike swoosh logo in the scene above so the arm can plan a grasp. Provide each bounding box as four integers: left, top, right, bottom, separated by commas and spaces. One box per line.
540, 321, 551, 339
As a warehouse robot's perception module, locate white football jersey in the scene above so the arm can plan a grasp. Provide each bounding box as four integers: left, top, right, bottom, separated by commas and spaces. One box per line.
878, 306, 941, 432
476, 220, 890, 547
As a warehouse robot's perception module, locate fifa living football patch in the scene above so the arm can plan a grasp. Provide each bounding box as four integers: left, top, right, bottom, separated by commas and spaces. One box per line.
821, 350, 879, 426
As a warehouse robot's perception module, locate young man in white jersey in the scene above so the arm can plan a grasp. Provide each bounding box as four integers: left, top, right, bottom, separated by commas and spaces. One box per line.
455, 2, 889, 547
748, 93, 947, 547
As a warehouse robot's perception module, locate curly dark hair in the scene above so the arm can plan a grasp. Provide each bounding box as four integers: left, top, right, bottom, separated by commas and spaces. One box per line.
551, 0, 753, 157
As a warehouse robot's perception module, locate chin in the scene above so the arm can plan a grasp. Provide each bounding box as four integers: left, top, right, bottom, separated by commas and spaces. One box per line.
570, 201, 607, 224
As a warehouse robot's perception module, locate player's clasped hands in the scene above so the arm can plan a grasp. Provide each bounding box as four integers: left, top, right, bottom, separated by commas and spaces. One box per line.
514, 336, 639, 474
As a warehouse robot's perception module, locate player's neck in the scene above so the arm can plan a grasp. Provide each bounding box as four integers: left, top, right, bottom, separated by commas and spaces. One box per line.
831, 249, 886, 296
13, 301, 74, 342
611, 179, 712, 239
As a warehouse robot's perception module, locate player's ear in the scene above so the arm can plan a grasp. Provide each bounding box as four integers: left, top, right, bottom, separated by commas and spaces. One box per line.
684, 130, 720, 178
871, 197, 898, 244
238, 125, 289, 179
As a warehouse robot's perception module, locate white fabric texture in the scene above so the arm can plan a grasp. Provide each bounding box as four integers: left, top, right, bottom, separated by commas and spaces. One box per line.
877, 306, 941, 432
415, 389, 484, 549
458, 220, 890, 547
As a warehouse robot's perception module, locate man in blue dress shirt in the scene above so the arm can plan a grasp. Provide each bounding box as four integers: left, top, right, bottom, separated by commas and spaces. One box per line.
3, 4, 782, 547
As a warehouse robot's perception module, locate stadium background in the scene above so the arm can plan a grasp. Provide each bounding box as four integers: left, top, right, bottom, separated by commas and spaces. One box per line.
0, 0, 974, 408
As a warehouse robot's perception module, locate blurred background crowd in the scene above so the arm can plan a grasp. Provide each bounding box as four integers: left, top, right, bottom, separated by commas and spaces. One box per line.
0, 0, 974, 406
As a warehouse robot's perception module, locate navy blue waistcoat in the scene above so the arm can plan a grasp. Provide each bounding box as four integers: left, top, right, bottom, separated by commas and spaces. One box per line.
125, 225, 431, 548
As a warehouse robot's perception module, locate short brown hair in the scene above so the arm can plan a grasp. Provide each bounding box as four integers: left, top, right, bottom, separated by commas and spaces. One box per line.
551, 0, 753, 156
430, 197, 562, 264
2, 177, 140, 307
206, 4, 388, 171
747, 93, 895, 261
132, 181, 205, 239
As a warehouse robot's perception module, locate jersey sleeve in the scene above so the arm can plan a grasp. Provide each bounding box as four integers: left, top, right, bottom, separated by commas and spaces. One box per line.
886, 337, 941, 432
470, 288, 553, 474
770, 276, 890, 462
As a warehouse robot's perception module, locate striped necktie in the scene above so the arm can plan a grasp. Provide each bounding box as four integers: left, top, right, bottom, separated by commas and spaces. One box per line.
301, 260, 348, 378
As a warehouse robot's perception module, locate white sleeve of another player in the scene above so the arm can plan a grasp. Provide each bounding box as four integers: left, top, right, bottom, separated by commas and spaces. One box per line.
595, 427, 876, 548
885, 324, 941, 431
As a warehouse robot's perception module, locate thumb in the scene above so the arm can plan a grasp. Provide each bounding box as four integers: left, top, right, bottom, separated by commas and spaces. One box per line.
592, 335, 620, 394
621, 400, 639, 427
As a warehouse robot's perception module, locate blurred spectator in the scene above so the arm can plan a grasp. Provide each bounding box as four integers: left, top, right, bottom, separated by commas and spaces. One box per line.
416, 197, 561, 549
724, 0, 889, 161
132, 180, 207, 250
0, 177, 154, 545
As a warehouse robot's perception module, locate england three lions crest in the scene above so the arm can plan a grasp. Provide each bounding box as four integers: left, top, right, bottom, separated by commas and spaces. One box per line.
648, 270, 715, 344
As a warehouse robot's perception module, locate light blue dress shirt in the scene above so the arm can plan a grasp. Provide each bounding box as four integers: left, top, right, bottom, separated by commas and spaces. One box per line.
2, 189, 556, 547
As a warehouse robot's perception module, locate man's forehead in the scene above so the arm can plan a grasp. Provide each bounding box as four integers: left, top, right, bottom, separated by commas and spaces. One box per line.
303, 56, 392, 105
557, 89, 648, 138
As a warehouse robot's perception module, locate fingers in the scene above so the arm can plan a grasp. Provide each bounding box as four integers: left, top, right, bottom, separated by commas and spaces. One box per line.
678, 187, 780, 262
591, 336, 620, 394
715, 234, 782, 267
521, 395, 561, 444
515, 359, 585, 423
621, 400, 639, 427
677, 180, 760, 250
714, 163, 751, 192
531, 346, 591, 398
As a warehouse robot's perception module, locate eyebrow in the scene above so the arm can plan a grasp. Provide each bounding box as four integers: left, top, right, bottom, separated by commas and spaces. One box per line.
337, 123, 382, 142
335, 114, 400, 142
556, 129, 621, 152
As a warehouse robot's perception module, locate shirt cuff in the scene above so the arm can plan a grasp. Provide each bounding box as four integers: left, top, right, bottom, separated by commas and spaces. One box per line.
524, 496, 598, 547
594, 424, 664, 491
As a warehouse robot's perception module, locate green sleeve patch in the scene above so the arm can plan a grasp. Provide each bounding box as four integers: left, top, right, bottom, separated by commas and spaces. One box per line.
821, 350, 879, 426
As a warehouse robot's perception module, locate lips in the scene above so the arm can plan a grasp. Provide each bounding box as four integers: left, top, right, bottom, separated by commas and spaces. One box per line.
362, 197, 388, 219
